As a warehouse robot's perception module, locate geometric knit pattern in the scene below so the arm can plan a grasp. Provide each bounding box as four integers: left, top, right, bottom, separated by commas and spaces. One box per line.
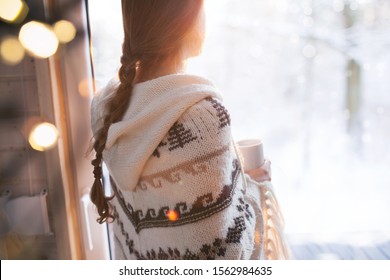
112, 206, 249, 260
111, 159, 241, 233
91, 74, 286, 260
167, 122, 198, 151
206, 97, 231, 128
105, 94, 259, 259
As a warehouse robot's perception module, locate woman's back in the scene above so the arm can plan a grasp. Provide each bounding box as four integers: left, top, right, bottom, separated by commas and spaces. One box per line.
89, 0, 288, 260
91, 74, 260, 259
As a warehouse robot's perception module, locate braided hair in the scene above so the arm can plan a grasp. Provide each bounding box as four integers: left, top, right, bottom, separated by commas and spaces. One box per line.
90, 0, 204, 223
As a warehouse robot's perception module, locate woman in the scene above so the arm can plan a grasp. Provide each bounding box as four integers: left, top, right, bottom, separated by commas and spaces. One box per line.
90, 0, 288, 260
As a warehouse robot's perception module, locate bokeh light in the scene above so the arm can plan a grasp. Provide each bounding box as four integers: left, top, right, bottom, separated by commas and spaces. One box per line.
0, 0, 29, 23
0, 36, 25, 65
166, 210, 179, 222
78, 78, 93, 98
28, 122, 59, 151
53, 20, 77, 43
302, 44, 317, 58
19, 21, 59, 58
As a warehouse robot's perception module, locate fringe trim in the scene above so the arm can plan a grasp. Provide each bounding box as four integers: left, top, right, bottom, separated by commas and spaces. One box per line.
259, 183, 290, 260
232, 139, 290, 259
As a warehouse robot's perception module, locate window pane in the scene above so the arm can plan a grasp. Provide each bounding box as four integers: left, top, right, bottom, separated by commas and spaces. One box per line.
87, 0, 390, 238
88, 0, 123, 89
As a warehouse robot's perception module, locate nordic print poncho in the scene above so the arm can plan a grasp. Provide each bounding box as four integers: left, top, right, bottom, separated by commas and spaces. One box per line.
91, 74, 288, 260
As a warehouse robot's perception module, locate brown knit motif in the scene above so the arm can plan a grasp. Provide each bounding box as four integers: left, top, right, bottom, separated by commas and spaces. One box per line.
111, 159, 241, 233
139, 145, 230, 189
113, 205, 249, 260
206, 97, 231, 128
167, 122, 198, 151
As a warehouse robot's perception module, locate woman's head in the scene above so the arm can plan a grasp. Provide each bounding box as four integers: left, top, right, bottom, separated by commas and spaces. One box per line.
121, 0, 205, 81
90, 0, 205, 224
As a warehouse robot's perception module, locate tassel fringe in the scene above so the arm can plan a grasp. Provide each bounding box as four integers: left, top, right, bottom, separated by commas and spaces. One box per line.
259, 182, 290, 260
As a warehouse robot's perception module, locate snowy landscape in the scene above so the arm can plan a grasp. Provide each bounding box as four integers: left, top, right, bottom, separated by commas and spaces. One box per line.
88, 0, 390, 240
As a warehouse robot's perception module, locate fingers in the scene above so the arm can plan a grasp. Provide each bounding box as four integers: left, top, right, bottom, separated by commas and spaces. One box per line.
245, 163, 272, 182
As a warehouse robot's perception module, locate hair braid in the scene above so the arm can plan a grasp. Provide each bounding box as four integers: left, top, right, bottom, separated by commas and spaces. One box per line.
90, 0, 204, 224
90, 51, 137, 224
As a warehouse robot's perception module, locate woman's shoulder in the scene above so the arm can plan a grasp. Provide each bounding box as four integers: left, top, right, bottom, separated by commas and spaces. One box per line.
182, 96, 231, 131
91, 78, 120, 107
90, 78, 120, 133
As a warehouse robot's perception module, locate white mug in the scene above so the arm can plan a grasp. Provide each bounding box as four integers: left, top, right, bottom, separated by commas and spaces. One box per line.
236, 139, 265, 172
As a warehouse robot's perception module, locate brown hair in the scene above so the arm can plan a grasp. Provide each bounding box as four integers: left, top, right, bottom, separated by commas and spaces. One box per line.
90, 0, 204, 223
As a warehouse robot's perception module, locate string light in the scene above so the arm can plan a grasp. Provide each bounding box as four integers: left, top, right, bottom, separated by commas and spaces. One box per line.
78, 79, 92, 98
19, 21, 59, 58
166, 210, 179, 222
53, 20, 77, 43
0, 0, 29, 23
1, 3, 75, 64
28, 122, 59, 151
0, 36, 25, 65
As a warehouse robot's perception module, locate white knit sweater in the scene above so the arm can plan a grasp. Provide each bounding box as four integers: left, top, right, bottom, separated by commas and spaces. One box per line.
91, 74, 288, 260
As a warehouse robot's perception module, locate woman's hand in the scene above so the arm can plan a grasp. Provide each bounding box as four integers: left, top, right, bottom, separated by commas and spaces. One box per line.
245, 159, 271, 182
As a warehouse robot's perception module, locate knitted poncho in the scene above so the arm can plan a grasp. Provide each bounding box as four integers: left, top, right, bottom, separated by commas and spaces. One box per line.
91, 74, 288, 260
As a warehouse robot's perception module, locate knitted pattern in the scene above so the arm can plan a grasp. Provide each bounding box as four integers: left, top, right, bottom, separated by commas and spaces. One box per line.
90, 74, 288, 260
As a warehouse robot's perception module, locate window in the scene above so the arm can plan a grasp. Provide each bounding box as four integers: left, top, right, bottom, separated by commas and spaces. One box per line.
87, 0, 390, 239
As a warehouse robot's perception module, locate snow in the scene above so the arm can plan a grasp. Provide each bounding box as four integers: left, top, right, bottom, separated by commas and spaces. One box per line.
88, 0, 390, 235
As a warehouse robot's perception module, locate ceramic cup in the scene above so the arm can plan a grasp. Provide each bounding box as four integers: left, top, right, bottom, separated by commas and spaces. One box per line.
236, 139, 265, 172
